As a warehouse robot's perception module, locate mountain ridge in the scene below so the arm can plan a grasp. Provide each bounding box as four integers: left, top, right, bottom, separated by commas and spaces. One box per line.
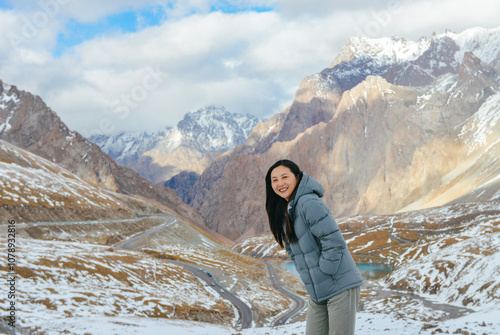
89, 105, 261, 186
187, 26, 500, 240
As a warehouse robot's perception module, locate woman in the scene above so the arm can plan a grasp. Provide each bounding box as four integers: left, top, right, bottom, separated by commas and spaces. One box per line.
265, 159, 363, 335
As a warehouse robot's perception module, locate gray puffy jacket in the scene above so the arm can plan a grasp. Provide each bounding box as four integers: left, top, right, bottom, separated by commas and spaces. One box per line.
285, 173, 363, 303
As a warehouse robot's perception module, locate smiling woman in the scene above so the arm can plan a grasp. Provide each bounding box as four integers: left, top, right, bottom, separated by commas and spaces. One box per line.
270, 165, 299, 201
265, 159, 363, 335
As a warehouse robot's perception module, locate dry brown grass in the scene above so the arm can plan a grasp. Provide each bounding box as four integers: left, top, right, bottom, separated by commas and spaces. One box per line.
394, 229, 425, 242
433, 260, 455, 277
15, 266, 37, 278
352, 230, 400, 252
105, 254, 141, 264
478, 281, 495, 292
175, 301, 234, 324
32, 298, 57, 310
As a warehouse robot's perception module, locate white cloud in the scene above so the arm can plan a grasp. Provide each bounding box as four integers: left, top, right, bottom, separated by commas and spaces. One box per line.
1, 0, 500, 136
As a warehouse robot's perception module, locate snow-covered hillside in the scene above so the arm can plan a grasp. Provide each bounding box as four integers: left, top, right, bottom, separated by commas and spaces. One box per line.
382, 203, 500, 310
9, 214, 500, 335
6, 311, 499, 335
459, 91, 500, 155
0, 140, 119, 210
9, 239, 234, 330
334, 202, 500, 313
0, 140, 165, 222
9, 214, 300, 332
6, 235, 499, 334
234, 201, 500, 331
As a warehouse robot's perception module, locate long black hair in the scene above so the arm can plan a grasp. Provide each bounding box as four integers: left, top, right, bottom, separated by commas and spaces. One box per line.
265, 159, 302, 248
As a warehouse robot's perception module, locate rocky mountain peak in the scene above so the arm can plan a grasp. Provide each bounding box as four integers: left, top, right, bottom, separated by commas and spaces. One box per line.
0, 81, 21, 117
414, 36, 460, 76
337, 75, 395, 112
177, 105, 260, 153
90, 105, 261, 186
329, 35, 428, 68
328, 27, 500, 90
451, 26, 500, 64
458, 51, 497, 83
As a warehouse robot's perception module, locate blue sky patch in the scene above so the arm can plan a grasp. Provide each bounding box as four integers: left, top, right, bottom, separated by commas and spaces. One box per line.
210, 0, 274, 14
53, 5, 166, 57
0, 1, 12, 9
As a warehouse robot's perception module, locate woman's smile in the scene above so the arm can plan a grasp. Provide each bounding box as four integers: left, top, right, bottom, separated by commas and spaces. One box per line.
271, 165, 298, 201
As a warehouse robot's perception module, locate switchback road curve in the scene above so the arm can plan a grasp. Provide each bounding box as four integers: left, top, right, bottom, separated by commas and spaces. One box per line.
113, 216, 177, 249
263, 260, 307, 326
111, 218, 253, 329
172, 261, 253, 329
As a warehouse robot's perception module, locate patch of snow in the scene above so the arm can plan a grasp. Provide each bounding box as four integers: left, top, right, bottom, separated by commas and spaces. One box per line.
0, 110, 14, 133
447, 26, 500, 64
459, 92, 500, 154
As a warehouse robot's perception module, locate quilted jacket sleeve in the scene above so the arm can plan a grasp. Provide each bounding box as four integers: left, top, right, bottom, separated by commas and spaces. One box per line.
300, 196, 346, 276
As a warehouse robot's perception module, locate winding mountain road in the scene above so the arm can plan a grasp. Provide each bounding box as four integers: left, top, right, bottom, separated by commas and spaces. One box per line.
263, 260, 307, 326
111, 217, 253, 329
113, 216, 177, 249
171, 261, 253, 329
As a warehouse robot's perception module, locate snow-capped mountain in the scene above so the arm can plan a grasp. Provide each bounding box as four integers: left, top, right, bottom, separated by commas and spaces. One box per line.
89, 105, 261, 186
178, 105, 261, 153
90, 130, 165, 167
328, 26, 500, 89
91, 105, 260, 160
188, 26, 500, 240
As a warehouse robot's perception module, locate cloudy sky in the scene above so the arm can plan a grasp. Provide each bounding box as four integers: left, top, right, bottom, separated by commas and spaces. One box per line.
1, 0, 499, 136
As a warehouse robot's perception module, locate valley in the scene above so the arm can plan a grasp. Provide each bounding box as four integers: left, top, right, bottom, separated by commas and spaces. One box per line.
1, 25, 500, 335
9, 215, 307, 333
4, 202, 499, 334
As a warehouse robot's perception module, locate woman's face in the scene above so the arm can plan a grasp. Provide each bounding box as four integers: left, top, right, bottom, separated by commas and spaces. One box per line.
271, 165, 298, 201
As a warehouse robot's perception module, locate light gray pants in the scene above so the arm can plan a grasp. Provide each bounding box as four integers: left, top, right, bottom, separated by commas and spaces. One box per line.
305, 286, 360, 335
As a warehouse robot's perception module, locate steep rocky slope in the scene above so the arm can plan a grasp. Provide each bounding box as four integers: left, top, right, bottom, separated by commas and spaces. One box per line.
0, 140, 168, 222
0, 81, 204, 226
188, 27, 500, 240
